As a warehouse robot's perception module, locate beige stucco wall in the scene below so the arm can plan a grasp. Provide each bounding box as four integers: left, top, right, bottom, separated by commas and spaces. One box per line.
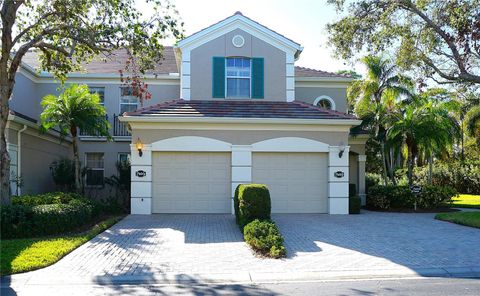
133, 128, 349, 147
19, 130, 71, 195
349, 153, 359, 192
295, 86, 349, 113
190, 28, 287, 101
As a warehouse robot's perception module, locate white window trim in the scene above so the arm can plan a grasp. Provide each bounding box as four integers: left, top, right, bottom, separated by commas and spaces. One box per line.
225, 57, 251, 99
89, 86, 105, 106
119, 87, 139, 114
313, 95, 336, 110
118, 152, 131, 163
85, 153, 105, 187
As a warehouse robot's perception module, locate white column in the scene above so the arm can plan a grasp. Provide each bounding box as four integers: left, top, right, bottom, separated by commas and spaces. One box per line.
231, 145, 252, 214
130, 144, 152, 214
286, 54, 295, 102
358, 155, 367, 205
181, 50, 191, 100
328, 146, 350, 214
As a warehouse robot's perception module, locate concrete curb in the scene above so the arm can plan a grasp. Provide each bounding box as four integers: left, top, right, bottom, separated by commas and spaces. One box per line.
3, 267, 480, 287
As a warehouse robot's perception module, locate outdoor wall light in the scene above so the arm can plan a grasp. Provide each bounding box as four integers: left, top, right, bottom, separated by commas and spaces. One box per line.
338, 145, 346, 158
136, 137, 144, 157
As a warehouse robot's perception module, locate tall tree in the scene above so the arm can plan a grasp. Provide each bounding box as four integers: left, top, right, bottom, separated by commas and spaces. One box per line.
0, 0, 183, 203
327, 0, 480, 85
349, 55, 413, 185
40, 84, 110, 193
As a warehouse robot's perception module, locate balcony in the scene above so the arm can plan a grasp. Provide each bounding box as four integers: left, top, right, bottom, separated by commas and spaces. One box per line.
80, 114, 130, 138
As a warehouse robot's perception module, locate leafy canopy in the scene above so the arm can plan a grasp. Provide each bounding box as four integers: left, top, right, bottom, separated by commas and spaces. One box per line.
327, 0, 480, 84
40, 84, 110, 138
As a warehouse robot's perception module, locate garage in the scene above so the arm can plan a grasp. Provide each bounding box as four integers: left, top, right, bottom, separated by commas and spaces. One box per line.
152, 152, 231, 213
252, 152, 328, 213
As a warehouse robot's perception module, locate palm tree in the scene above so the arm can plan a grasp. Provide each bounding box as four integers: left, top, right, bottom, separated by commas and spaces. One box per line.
40, 84, 110, 193
464, 94, 480, 145
348, 55, 413, 185
388, 93, 460, 185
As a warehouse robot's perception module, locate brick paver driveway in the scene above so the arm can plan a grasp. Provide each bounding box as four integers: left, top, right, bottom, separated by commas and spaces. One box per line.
11, 211, 480, 284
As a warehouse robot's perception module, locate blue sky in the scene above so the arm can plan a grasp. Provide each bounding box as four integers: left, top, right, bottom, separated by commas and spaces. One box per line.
144, 0, 359, 74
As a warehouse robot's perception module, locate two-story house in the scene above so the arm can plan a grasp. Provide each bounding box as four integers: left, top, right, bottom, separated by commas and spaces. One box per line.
7, 12, 367, 214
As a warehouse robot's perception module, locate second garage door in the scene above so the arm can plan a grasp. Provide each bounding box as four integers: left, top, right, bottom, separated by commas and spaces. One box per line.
152, 152, 231, 213
252, 152, 328, 213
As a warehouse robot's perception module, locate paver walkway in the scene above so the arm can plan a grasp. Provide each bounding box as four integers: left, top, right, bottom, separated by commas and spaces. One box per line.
4, 211, 480, 286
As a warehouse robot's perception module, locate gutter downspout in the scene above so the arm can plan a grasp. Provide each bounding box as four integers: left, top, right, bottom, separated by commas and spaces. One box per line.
17, 125, 27, 195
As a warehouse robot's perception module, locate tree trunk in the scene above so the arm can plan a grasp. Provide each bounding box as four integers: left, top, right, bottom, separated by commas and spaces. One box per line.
407, 145, 413, 186
380, 142, 389, 186
428, 154, 433, 185
70, 126, 82, 194
0, 75, 13, 204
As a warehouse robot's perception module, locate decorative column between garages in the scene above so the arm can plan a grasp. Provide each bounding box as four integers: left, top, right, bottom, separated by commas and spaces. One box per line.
231, 145, 252, 214
130, 144, 153, 214
328, 146, 350, 214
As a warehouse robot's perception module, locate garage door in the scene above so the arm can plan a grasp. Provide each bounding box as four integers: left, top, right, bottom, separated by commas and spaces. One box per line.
252, 152, 328, 213
152, 152, 231, 213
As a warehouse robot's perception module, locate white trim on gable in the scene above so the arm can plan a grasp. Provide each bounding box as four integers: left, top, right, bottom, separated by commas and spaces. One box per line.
177, 14, 303, 56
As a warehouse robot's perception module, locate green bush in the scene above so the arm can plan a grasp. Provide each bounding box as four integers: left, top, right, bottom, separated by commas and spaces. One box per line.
1, 198, 95, 239
413, 161, 480, 194
366, 173, 382, 194
243, 219, 286, 258
50, 158, 75, 191
234, 184, 271, 230
367, 185, 457, 210
349, 196, 361, 214
12, 192, 83, 206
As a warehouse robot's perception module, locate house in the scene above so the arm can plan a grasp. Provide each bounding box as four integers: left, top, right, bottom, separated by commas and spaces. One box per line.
7, 12, 367, 214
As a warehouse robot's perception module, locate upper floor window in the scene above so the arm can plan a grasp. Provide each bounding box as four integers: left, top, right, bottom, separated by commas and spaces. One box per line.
226, 57, 251, 98
313, 95, 336, 111
120, 87, 139, 114
89, 87, 105, 106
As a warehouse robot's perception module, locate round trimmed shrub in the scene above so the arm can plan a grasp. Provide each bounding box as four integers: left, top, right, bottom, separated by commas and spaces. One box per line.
243, 219, 286, 258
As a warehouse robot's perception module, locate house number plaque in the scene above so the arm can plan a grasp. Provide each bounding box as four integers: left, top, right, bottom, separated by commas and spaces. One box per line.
334, 171, 344, 178
136, 170, 147, 178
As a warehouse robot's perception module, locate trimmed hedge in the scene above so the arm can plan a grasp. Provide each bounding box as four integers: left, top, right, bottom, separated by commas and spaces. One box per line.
234, 184, 271, 230
367, 185, 457, 210
1, 197, 95, 239
12, 192, 83, 206
243, 219, 286, 258
349, 196, 361, 214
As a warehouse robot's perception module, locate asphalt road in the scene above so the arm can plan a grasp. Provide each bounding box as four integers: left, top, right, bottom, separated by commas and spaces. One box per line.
2, 277, 480, 295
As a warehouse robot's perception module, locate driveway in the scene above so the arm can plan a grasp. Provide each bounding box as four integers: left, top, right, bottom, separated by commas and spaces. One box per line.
4, 211, 480, 286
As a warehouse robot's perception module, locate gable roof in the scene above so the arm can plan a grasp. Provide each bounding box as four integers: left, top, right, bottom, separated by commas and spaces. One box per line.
176, 12, 303, 58
124, 99, 357, 120
295, 66, 351, 78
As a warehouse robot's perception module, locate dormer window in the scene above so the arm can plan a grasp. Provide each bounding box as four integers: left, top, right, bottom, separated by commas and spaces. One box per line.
226, 58, 251, 98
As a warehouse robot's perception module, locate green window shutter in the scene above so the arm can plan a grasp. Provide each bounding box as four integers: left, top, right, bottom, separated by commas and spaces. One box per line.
251, 58, 264, 99
212, 57, 225, 98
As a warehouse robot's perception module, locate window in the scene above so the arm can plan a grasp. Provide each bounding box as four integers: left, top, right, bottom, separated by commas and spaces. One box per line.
118, 153, 130, 164
89, 87, 105, 106
313, 96, 336, 110
120, 87, 139, 113
85, 153, 104, 186
226, 57, 251, 98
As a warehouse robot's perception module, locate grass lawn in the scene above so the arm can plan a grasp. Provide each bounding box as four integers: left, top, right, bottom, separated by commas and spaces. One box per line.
450, 194, 480, 209
0, 216, 123, 275
435, 212, 480, 229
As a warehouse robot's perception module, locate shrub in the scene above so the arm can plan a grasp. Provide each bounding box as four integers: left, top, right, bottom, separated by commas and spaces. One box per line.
50, 158, 75, 191
243, 219, 286, 258
367, 185, 457, 210
349, 196, 361, 214
234, 184, 271, 230
1, 198, 95, 239
366, 173, 382, 194
12, 192, 83, 206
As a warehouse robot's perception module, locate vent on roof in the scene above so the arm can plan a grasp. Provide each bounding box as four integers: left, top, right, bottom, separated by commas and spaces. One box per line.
232, 35, 245, 48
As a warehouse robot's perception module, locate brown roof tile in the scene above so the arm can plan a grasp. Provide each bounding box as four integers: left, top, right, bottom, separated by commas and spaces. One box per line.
125, 99, 357, 120
295, 66, 351, 78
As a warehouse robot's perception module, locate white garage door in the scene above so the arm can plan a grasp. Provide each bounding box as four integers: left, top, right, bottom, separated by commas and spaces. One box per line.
152, 152, 231, 213
252, 152, 328, 213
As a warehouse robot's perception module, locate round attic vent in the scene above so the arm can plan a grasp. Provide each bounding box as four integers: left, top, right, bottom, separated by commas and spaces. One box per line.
232, 35, 245, 48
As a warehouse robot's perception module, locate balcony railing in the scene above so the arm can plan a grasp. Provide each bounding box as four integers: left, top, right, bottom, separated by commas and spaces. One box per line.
113, 114, 130, 137
80, 114, 130, 137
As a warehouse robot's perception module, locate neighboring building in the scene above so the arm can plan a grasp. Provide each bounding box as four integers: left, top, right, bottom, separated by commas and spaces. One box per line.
7, 12, 367, 213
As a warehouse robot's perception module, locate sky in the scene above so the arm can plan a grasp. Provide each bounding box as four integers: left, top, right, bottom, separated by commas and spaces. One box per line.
140, 0, 359, 74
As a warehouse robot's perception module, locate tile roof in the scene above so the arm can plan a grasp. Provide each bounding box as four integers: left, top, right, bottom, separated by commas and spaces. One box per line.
21, 49, 350, 79
125, 100, 357, 120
